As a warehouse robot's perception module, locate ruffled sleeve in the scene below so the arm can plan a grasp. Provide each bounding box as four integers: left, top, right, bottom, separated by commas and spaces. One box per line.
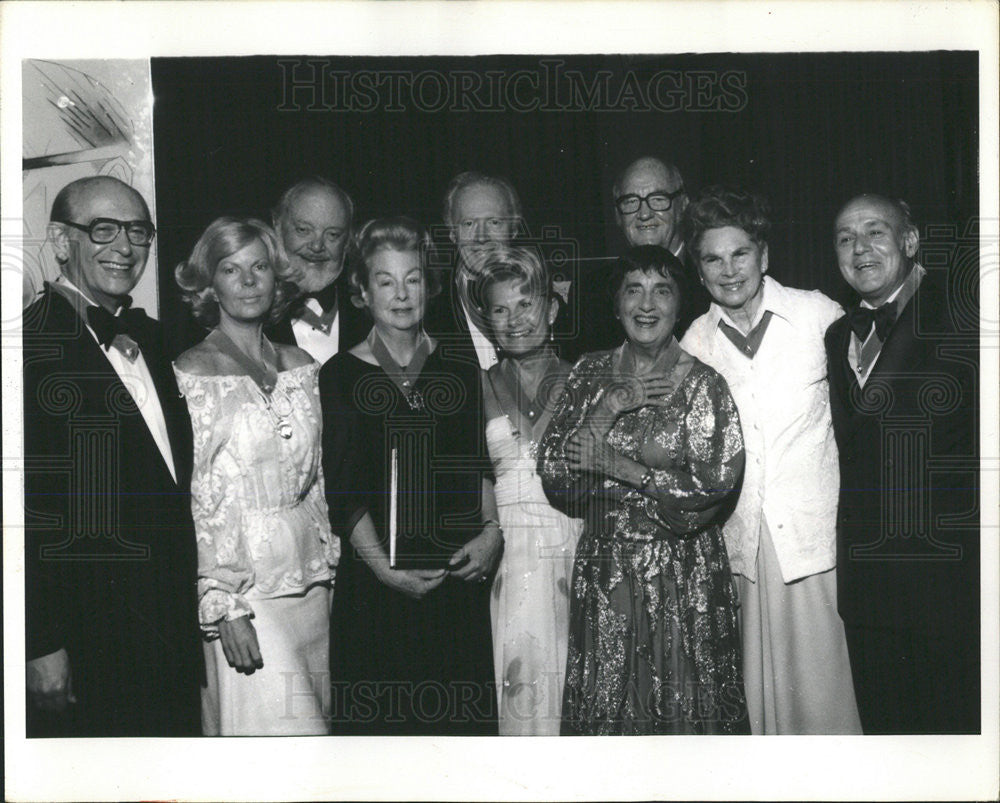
537, 354, 609, 519
644, 364, 745, 535
174, 369, 255, 634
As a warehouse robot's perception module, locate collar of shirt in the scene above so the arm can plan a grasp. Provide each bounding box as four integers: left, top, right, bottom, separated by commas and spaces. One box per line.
849, 263, 925, 383
859, 262, 925, 312
705, 276, 791, 353
52, 274, 130, 341
54, 274, 114, 312
52, 276, 178, 483
459, 296, 498, 369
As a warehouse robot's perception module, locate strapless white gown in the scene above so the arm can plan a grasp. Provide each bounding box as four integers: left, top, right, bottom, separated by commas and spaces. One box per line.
486, 416, 583, 735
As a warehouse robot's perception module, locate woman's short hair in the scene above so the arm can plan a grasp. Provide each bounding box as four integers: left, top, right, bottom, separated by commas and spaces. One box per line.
608, 245, 690, 323
473, 245, 554, 315
442, 171, 523, 231
683, 185, 771, 259
174, 217, 295, 327
347, 216, 442, 309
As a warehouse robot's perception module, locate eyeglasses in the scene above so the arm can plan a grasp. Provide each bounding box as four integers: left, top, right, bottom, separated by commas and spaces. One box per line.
56, 218, 156, 247
615, 187, 686, 216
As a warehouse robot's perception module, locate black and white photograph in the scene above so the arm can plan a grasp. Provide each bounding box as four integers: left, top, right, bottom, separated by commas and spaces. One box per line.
3, 1, 998, 800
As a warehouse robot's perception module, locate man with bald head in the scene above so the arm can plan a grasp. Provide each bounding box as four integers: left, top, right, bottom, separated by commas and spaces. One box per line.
266, 176, 368, 362
24, 176, 201, 736
613, 156, 688, 254
825, 194, 979, 733
573, 156, 693, 356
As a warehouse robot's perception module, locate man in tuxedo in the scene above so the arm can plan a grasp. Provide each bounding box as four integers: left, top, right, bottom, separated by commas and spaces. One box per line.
426, 171, 524, 369
266, 176, 369, 361
825, 194, 979, 733
24, 176, 201, 736
574, 156, 699, 356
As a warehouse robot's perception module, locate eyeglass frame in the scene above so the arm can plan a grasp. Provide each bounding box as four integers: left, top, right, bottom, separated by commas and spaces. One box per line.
614, 187, 686, 216
55, 217, 157, 247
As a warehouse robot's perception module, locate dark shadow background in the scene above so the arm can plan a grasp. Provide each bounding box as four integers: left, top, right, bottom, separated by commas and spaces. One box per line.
151, 52, 978, 356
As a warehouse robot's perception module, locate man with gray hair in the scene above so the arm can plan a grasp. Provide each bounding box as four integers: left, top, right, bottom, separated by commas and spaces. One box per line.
426, 170, 524, 368
266, 176, 369, 362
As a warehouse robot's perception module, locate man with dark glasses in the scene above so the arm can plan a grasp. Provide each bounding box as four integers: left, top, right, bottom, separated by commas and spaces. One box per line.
572, 155, 692, 356
613, 156, 688, 257
23, 176, 201, 736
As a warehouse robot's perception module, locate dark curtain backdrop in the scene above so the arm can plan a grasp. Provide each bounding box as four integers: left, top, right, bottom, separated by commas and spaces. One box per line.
151, 52, 977, 357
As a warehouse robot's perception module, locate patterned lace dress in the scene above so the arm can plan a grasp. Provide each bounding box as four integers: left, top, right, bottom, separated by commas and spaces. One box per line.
537, 344, 749, 734
175, 361, 340, 735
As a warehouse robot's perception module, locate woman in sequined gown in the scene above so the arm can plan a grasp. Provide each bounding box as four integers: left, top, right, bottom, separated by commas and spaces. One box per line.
174, 217, 339, 735
538, 245, 748, 735
478, 247, 583, 735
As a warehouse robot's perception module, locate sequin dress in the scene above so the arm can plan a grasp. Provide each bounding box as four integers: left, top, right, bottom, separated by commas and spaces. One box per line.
538, 343, 748, 734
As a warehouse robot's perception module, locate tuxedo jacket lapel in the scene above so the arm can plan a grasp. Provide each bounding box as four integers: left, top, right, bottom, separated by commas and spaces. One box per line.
49, 290, 185, 489
138, 324, 191, 488
865, 296, 922, 382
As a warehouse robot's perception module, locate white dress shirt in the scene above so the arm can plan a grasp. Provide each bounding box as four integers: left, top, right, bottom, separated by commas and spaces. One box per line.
454, 270, 499, 369
54, 276, 178, 483
290, 297, 340, 364
461, 301, 499, 370
681, 276, 844, 582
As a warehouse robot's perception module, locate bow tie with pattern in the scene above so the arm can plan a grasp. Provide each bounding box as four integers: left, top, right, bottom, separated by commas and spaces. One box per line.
848, 300, 897, 342
86, 303, 143, 360
295, 283, 339, 333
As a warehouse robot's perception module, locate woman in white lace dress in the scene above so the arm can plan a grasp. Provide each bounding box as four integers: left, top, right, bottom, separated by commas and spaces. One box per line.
477, 247, 583, 735
174, 217, 339, 735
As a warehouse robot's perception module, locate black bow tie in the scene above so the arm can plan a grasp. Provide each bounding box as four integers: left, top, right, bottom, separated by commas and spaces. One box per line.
848, 301, 897, 342
303, 283, 339, 314
86, 302, 142, 351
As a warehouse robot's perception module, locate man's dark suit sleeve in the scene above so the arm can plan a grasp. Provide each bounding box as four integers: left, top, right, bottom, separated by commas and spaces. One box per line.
23, 316, 71, 659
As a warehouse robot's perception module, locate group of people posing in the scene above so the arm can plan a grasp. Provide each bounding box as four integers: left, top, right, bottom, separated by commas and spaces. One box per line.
24, 155, 979, 738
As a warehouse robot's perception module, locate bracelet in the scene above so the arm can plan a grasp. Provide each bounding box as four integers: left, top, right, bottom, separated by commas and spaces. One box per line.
482, 518, 504, 541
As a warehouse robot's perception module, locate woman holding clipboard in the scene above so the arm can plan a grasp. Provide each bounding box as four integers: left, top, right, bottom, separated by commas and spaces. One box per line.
320, 217, 499, 735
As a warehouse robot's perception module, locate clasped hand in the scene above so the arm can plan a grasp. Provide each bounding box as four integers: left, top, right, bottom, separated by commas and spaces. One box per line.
447, 524, 503, 583
377, 525, 503, 600
566, 370, 675, 475
595, 369, 677, 423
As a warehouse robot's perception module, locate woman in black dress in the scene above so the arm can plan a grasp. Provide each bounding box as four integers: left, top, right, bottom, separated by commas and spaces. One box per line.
320, 217, 500, 735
